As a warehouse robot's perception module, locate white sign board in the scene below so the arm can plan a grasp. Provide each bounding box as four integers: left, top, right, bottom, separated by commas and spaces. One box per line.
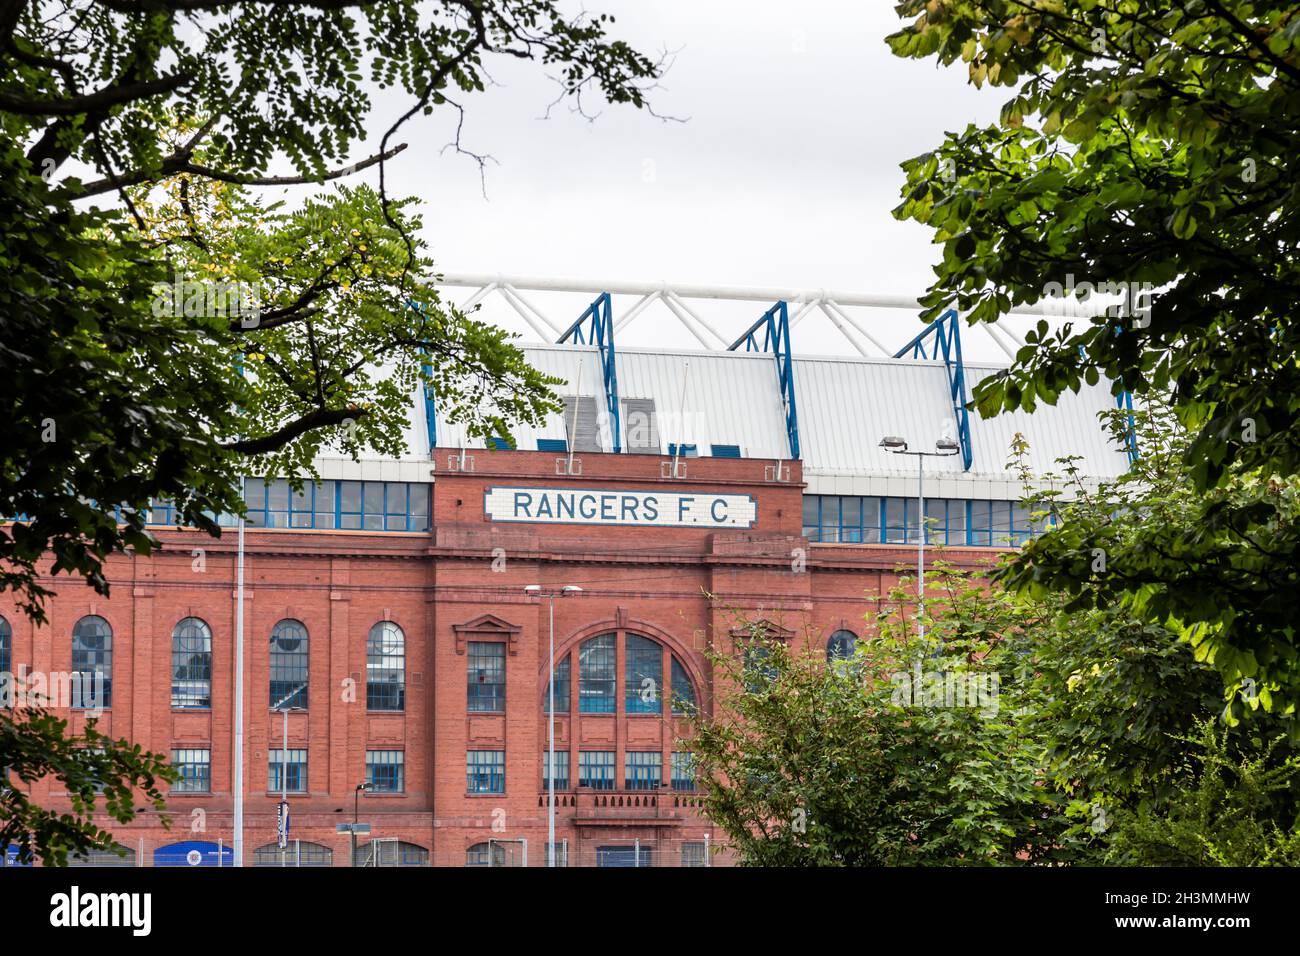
484, 486, 756, 529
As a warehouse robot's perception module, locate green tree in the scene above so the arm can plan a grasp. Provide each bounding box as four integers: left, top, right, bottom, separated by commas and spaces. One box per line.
1, 0, 662, 863
687, 581, 1071, 866
886, 1, 1300, 706
1, 706, 176, 866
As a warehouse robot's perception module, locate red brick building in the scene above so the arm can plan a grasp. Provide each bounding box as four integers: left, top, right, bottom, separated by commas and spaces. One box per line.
0, 287, 1130, 867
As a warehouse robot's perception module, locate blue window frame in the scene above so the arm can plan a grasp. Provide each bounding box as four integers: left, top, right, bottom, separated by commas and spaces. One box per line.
625, 751, 662, 790
625, 635, 663, 714
171, 617, 212, 709
163, 479, 431, 532
269, 619, 308, 710
667, 443, 698, 457
366, 621, 405, 712
172, 749, 211, 793
672, 752, 697, 792
71, 615, 112, 709
579, 751, 615, 790
542, 750, 570, 790
468, 641, 505, 712
486, 436, 515, 450
268, 749, 307, 793
467, 750, 505, 793
579, 635, 616, 714
366, 750, 404, 793
710, 444, 741, 458
537, 438, 568, 452
670, 655, 697, 716
802, 495, 1050, 548
544, 654, 570, 714
0, 615, 10, 687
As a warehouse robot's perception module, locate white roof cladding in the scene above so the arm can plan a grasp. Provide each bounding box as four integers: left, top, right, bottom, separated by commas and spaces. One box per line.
422, 341, 1132, 499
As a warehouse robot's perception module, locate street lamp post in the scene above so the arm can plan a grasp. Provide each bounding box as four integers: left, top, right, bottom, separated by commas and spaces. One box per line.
352, 782, 371, 866
525, 583, 582, 867
878, 436, 960, 639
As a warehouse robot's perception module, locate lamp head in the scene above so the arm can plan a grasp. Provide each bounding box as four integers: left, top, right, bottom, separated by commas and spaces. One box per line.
879, 436, 908, 450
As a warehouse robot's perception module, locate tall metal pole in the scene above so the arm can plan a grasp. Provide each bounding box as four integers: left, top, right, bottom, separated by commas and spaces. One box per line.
547, 594, 556, 868
233, 512, 246, 866
280, 706, 288, 867
917, 455, 925, 641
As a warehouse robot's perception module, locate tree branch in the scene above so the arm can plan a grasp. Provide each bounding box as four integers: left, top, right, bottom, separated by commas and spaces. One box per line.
0, 70, 191, 115
221, 405, 364, 455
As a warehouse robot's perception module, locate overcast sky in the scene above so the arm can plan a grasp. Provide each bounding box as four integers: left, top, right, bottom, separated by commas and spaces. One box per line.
362, 1, 1021, 360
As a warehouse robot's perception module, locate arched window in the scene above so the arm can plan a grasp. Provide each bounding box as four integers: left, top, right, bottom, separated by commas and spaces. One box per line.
366, 621, 405, 712
578, 634, 616, 713
671, 655, 697, 715
625, 635, 663, 714
354, 840, 428, 867
0, 614, 11, 683
269, 620, 308, 710
827, 630, 858, 663
465, 842, 506, 867
171, 617, 212, 709
71, 615, 112, 709
253, 841, 333, 867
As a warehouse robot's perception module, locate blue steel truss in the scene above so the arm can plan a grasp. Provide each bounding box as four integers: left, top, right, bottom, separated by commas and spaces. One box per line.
893, 309, 973, 471
558, 292, 622, 453
727, 301, 801, 460
405, 300, 439, 452
1116, 389, 1139, 463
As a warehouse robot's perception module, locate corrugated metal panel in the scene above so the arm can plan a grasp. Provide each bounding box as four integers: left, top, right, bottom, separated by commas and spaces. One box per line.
614, 346, 790, 459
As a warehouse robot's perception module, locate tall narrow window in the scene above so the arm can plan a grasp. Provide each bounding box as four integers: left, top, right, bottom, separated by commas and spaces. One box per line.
672, 752, 697, 791
0, 615, 10, 689
578, 634, 616, 713
625, 635, 663, 714
542, 750, 570, 790
269, 619, 308, 710
268, 749, 307, 793
544, 654, 570, 714
71, 615, 112, 709
171, 618, 212, 709
670, 655, 697, 716
467, 641, 505, 712
366, 621, 405, 712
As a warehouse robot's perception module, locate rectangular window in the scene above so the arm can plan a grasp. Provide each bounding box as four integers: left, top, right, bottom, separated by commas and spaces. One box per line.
710, 444, 741, 458
172, 748, 211, 793
840, 496, 863, 543
268, 749, 307, 793
366, 750, 404, 793
467, 750, 505, 794
991, 501, 1013, 547
625, 751, 662, 790
537, 438, 568, 452
467, 642, 506, 712
861, 496, 883, 543
267, 478, 290, 528
579, 751, 615, 790
1010, 503, 1034, 546
801, 495, 820, 542
383, 482, 408, 531
946, 499, 968, 545
578, 635, 616, 713
682, 841, 708, 867
363, 483, 384, 531
884, 496, 910, 543
542, 750, 570, 790
820, 496, 841, 543
409, 484, 430, 531
544, 656, 570, 714
672, 752, 697, 792
924, 498, 946, 545
289, 483, 312, 528
969, 499, 992, 546
312, 480, 336, 530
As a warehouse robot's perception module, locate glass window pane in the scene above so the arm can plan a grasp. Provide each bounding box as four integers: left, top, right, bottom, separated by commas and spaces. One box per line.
363, 484, 383, 516
340, 481, 361, 515
625, 635, 663, 714
385, 483, 406, 516
579, 635, 616, 714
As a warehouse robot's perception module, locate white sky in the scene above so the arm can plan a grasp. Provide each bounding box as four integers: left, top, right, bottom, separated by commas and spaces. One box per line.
356, 0, 1030, 362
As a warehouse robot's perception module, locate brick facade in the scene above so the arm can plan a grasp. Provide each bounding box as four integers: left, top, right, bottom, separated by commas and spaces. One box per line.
2, 449, 1002, 866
